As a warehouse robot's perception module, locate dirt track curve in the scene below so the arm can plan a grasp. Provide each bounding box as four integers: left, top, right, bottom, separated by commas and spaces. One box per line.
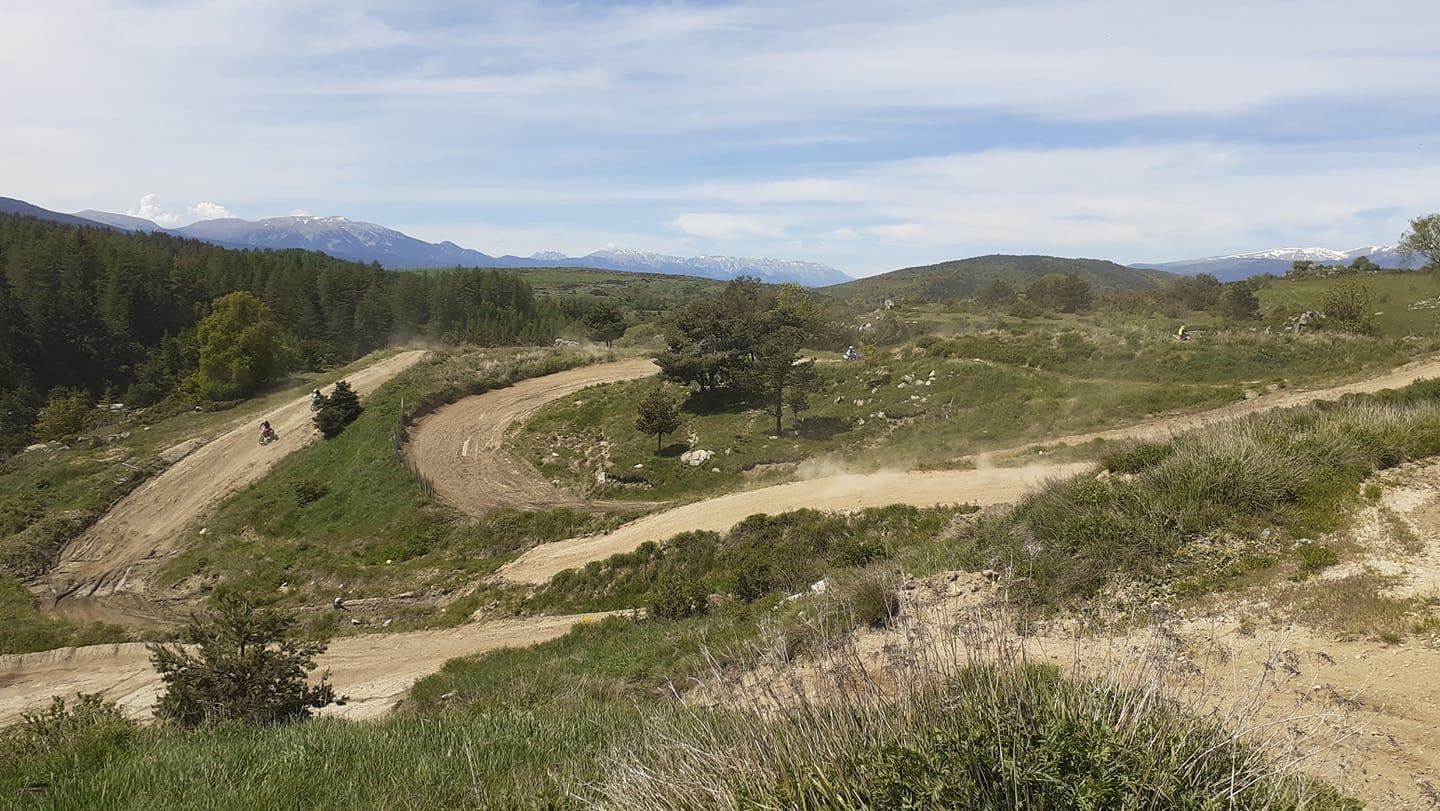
497, 465, 1089, 584
44, 350, 428, 610
499, 354, 1440, 584
405, 357, 659, 514
0, 612, 610, 725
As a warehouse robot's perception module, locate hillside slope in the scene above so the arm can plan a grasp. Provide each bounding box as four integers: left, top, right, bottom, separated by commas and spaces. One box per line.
826, 254, 1176, 304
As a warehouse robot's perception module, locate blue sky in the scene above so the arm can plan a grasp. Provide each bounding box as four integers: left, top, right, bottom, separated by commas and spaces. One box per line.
2, 0, 1437, 277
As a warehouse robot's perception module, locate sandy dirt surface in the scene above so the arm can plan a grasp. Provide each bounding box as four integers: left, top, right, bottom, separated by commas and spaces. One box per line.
497, 464, 1091, 584
43, 350, 428, 612
0, 612, 610, 726
405, 357, 658, 514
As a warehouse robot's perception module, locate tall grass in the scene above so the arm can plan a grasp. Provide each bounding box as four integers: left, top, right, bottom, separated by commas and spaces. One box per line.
588, 600, 1359, 810
927, 389, 1440, 608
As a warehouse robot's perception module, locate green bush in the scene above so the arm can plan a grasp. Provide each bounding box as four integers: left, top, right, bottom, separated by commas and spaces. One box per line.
149, 593, 336, 727
1100, 440, 1174, 473
650, 578, 708, 620
34, 389, 92, 440
1295, 541, 1339, 577
312, 379, 363, 439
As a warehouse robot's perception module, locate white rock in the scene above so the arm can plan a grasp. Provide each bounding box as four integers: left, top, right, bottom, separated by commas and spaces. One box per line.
633, 463, 644, 469
680, 449, 715, 466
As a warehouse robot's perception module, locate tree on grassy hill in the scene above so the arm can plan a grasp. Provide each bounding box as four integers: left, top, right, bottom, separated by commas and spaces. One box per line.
582, 302, 628, 347
976, 279, 1017, 308
1320, 281, 1377, 334
313, 379, 363, 438
657, 277, 768, 392
1218, 282, 1260, 321
1168, 274, 1223, 311
1025, 273, 1092, 313
149, 592, 336, 727
635, 387, 682, 452
747, 286, 823, 435
189, 292, 292, 401
1401, 213, 1440, 269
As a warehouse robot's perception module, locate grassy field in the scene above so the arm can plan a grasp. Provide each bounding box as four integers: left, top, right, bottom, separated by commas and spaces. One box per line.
1257, 269, 1440, 338
519, 323, 1426, 504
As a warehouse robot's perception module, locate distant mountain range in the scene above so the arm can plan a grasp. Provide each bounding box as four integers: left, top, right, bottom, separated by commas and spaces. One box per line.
1132, 245, 1422, 281
0, 197, 849, 286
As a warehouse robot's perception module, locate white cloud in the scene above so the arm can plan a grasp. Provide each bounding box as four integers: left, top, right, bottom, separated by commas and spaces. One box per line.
188, 201, 232, 220
671, 212, 784, 240
127, 193, 181, 227
124, 194, 232, 226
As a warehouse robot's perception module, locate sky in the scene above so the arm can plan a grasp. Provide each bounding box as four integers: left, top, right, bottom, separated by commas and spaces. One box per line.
1, 0, 1437, 277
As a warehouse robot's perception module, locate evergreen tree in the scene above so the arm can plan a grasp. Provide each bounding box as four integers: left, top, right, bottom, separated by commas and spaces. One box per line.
582, 302, 628, 347
148, 592, 336, 727
747, 285, 823, 436
635, 387, 682, 452
313, 380, 363, 438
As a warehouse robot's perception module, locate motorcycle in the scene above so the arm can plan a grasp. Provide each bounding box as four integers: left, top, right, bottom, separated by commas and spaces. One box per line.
258, 426, 279, 445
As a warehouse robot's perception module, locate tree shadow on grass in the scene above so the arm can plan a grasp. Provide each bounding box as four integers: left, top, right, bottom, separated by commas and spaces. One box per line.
796, 415, 854, 441
657, 442, 689, 458
683, 387, 756, 416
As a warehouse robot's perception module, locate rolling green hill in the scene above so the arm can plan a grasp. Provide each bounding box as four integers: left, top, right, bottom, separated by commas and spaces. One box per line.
825, 254, 1178, 305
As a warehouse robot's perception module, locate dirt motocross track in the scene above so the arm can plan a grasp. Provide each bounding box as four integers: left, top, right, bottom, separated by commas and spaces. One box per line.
43, 351, 428, 614
0, 612, 611, 726
404, 357, 659, 514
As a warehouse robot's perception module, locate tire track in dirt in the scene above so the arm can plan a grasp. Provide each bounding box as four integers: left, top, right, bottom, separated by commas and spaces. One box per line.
44, 350, 428, 611
499, 355, 1440, 585
404, 358, 659, 514
0, 612, 614, 726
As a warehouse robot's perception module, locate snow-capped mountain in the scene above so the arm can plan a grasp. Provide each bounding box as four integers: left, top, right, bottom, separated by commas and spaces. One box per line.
50, 205, 850, 285
1133, 244, 1421, 281
576, 248, 850, 285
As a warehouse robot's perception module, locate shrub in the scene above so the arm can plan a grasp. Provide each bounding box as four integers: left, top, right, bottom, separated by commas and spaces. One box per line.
292, 478, 329, 506
650, 579, 708, 620
1295, 541, 1339, 577
836, 566, 900, 628
34, 388, 92, 440
313, 379, 363, 439
149, 593, 336, 726
1100, 440, 1174, 473
7, 692, 135, 751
